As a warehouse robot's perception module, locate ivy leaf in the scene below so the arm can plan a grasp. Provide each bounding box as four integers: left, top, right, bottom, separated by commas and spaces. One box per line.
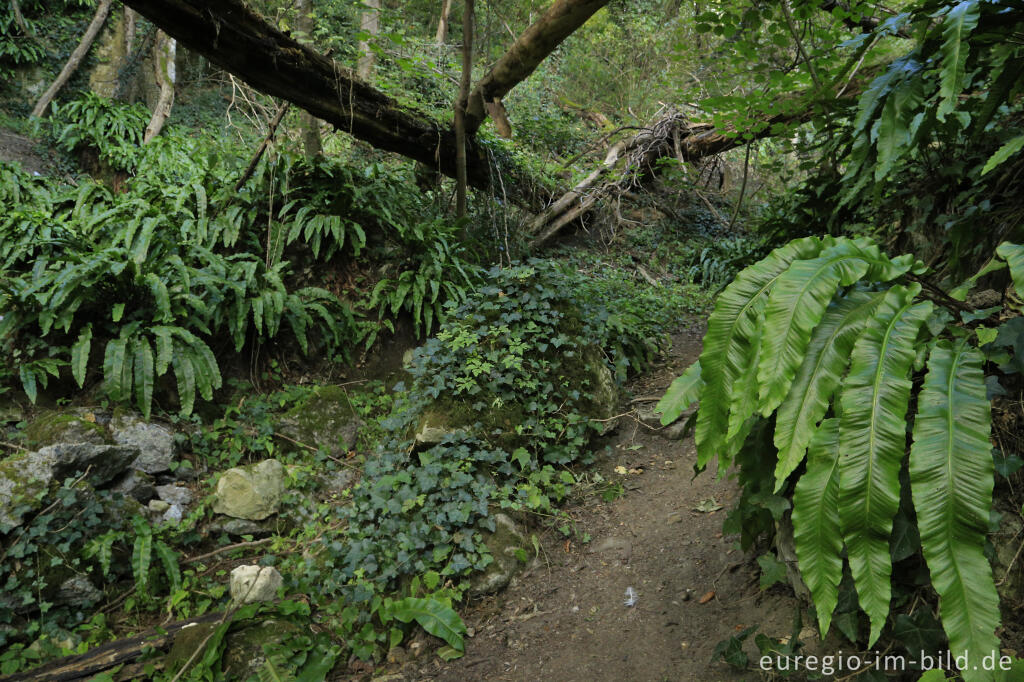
757, 553, 787, 590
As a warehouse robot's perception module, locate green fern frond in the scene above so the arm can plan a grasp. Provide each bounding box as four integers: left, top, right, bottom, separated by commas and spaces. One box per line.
695, 236, 825, 469
773, 288, 886, 489
936, 0, 980, 121
838, 283, 932, 645
792, 418, 843, 637
909, 340, 1000, 678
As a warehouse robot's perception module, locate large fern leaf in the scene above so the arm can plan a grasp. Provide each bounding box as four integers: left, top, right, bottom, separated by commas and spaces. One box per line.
774, 288, 887, 489
695, 237, 824, 469
838, 284, 932, 645
656, 361, 701, 426
997, 242, 1024, 299
936, 0, 980, 121
909, 340, 1000, 678
792, 418, 843, 637
758, 239, 876, 415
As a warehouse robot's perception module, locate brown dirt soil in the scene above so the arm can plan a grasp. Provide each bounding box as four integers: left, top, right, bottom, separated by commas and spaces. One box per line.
0, 129, 60, 175
386, 324, 809, 682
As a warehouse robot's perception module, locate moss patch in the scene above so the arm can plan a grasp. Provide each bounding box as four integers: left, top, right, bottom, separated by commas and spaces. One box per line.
24, 411, 111, 448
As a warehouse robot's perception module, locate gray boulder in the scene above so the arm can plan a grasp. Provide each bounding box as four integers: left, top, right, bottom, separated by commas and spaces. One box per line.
56, 575, 102, 608
24, 410, 111, 447
275, 386, 362, 456
110, 414, 177, 474
155, 484, 192, 507
213, 459, 286, 521
470, 513, 528, 596
0, 444, 139, 531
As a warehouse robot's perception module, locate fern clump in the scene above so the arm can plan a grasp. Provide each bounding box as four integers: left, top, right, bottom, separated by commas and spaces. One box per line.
658, 235, 1024, 680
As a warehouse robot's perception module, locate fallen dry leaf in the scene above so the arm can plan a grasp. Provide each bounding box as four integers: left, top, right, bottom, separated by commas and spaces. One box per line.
698, 590, 715, 604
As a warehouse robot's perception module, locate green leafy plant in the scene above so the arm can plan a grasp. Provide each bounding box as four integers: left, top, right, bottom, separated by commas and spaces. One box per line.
657, 235, 1024, 679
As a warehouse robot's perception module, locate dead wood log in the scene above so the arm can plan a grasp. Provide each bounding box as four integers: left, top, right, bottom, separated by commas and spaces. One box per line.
527, 106, 809, 248
31, 0, 113, 118
464, 0, 610, 134
120, 0, 521, 201
0, 612, 223, 682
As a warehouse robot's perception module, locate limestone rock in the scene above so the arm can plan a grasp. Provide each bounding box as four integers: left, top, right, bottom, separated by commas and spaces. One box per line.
148, 500, 170, 513
155, 484, 192, 506
414, 410, 450, 446
110, 414, 178, 474
208, 517, 272, 538
0, 444, 138, 531
56, 575, 102, 608
230, 565, 283, 604
213, 459, 285, 521
470, 513, 528, 596
25, 410, 111, 447
111, 469, 156, 502
275, 386, 362, 456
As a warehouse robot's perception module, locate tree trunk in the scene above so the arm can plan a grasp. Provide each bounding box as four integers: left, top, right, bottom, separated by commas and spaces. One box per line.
124, 7, 137, 53
143, 31, 176, 143
0, 612, 224, 682
295, 0, 322, 159
463, 0, 610, 134
120, 0, 519, 201
435, 0, 453, 44
355, 0, 380, 82
454, 0, 474, 220
31, 0, 113, 117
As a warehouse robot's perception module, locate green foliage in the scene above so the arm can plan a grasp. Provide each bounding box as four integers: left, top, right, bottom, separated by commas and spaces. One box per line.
659, 235, 1024, 678
44, 93, 151, 170
0, 478, 139, 652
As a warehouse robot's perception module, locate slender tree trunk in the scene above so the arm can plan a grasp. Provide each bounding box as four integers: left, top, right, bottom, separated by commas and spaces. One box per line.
10, 0, 32, 36
435, 0, 453, 43
295, 0, 322, 158
143, 31, 176, 142
124, 7, 137, 53
463, 0, 610, 134
31, 0, 113, 117
356, 0, 380, 83
454, 0, 473, 220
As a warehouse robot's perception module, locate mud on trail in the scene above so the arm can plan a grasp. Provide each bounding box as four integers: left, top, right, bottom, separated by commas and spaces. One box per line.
400, 324, 808, 682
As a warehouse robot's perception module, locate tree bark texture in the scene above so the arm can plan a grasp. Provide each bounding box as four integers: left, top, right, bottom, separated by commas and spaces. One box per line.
455, 0, 474, 219
31, 0, 113, 117
120, 0, 511, 198
463, 0, 610, 134
295, 0, 323, 159
355, 0, 380, 82
143, 30, 176, 143
435, 0, 453, 43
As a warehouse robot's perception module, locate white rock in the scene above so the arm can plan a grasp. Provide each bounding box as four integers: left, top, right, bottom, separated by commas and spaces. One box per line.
229, 565, 283, 604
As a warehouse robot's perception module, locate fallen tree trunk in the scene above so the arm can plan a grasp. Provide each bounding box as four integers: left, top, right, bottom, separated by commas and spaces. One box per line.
120, 0, 515, 199
464, 0, 610, 134
528, 106, 811, 248
0, 612, 223, 682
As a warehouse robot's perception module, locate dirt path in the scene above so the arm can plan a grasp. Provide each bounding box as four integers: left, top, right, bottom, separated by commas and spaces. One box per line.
402, 324, 805, 682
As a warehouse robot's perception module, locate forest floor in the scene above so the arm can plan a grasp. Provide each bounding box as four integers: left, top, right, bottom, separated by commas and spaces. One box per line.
398, 322, 806, 682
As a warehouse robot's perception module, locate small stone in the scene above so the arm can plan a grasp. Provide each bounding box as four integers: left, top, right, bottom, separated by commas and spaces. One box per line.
209, 517, 270, 538
111, 469, 156, 502
213, 459, 285, 521
163, 504, 184, 523
148, 499, 170, 513
156, 484, 192, 506
469, 513, 527, 596
229, 565, 283, 604
56, 575, 102, 608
